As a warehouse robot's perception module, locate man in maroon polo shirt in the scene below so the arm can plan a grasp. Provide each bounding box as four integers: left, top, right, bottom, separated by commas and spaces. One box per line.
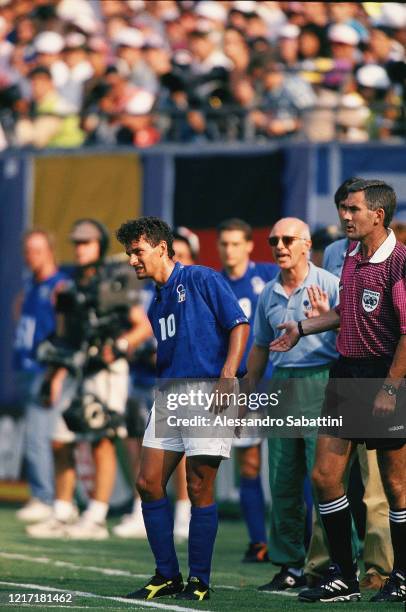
270, 178, 406, 604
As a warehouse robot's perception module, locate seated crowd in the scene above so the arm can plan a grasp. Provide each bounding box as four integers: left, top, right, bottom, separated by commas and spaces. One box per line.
0, 0, 404, 147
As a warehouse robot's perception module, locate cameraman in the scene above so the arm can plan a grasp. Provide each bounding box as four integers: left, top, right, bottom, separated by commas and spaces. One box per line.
27, 219, 151, 540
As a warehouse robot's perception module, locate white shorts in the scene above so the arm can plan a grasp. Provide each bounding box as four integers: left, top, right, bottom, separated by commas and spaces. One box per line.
232, 436, 263, 448
53, 359, 129, 443
143, 404, 232, 458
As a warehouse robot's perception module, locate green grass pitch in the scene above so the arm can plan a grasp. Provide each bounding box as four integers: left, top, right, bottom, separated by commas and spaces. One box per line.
0, 505, 401, 611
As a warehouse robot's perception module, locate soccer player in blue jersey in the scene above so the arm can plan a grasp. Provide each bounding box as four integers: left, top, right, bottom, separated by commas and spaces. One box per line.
116, 217, 249, 601
217, 218, 278, 563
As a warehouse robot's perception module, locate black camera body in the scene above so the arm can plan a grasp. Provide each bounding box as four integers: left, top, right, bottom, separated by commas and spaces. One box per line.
63, 392, 127, 438
38, 261, 144, 437
39, 262, 143, 372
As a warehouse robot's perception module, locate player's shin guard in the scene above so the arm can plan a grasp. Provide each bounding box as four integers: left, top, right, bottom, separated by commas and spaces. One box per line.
188, 504, 218, 586
319, 495, 355, 579
240, 476, 267, 544
389, 508, 406, 573
142, 498, 179, 579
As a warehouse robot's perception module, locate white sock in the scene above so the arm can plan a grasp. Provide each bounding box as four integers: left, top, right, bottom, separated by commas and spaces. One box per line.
132, 497, 143, 519
53, 499, 74, 522
175, 499, 191, 523
288, 567, 303, 577
83, 499, 109, 523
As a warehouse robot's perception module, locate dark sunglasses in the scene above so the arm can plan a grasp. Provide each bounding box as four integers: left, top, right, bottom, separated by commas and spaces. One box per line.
268, 235, 307, 248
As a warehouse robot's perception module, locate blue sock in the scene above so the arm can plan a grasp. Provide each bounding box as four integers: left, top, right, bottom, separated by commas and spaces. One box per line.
142, 498, 179, 579
240, 476, 267, 544
189, 504, 218, 586
303, 476, 313, 550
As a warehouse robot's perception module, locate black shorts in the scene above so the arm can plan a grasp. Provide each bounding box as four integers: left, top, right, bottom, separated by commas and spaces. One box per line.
320, 356, 406, 451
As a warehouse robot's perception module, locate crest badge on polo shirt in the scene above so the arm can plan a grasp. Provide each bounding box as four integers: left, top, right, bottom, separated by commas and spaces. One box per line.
302, 299, 312, 314
362, 288, 380, 313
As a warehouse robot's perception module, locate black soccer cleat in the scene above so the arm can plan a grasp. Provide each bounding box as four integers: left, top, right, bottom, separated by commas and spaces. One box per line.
176, 576, 210, 601
125, 571, 184, 600
258, 566, 307, 592
298, 564, 361, 603
370, 569, 406, 603
242, 542, 270, 563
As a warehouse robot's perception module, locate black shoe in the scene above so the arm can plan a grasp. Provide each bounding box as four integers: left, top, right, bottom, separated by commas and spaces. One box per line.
125, 571, 184, 600
258, 566, 307, 592
307, 561, 360, 588
370, 569, 406, 602
176, 576, 210, 601
298, 564, 361, 603
242, 542, 270, 563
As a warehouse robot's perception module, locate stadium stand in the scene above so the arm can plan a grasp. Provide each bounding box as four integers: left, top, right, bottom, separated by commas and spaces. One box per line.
0, 0, 404, 147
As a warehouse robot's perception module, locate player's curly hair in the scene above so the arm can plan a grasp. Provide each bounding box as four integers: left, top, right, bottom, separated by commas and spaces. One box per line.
116, 216, 175, 258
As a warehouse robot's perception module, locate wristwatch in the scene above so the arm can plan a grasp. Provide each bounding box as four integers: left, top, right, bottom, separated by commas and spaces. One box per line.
297, 321, 306, 337
381, 383, 397, 396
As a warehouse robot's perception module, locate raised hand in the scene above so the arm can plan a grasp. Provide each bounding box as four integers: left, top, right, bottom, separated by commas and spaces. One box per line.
305, 285, 330, 318
269, 321, 300, 352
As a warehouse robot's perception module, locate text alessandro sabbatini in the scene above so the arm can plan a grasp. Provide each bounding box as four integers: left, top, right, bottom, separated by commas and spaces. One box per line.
166, 415, 343, 427
163, 390, 343, 428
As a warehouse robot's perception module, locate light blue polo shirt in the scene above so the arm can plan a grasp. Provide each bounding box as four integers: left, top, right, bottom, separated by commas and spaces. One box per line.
322, 238, 349, 278
254, 262, 339, 368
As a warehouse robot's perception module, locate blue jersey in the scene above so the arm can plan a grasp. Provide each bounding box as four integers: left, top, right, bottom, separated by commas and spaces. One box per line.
221, 262, 278, 373
148, 263, 248, 378
14, 269, 68, 372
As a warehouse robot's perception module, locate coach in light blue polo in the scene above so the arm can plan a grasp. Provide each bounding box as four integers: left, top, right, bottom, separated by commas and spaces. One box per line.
247, 217, 340, 593
254, 261, 339, 368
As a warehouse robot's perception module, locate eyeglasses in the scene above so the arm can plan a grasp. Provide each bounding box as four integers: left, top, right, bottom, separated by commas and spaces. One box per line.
268, 235, 307, 248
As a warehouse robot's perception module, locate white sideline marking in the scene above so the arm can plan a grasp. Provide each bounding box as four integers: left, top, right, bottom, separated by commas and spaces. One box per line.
259, 590, 298, 597
2, 607, 92, 610
0, 552, 241, 592
215, 585, 239, 590
0, 582, 213, 612
0, 552, 150, 579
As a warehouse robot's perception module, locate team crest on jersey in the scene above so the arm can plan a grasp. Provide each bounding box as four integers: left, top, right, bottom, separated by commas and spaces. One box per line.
362, 288, 380, 313
177, 284, 186, 303
251, 276, 266, 295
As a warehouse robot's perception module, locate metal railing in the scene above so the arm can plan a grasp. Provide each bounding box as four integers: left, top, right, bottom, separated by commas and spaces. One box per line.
0, 100, 405, 148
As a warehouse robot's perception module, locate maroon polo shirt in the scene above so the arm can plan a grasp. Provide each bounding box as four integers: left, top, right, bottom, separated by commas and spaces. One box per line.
336, 229, 406, 359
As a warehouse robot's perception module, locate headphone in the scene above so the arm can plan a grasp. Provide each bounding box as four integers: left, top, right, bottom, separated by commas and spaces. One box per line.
71, 218, 110, 259
173, 226, 200, 261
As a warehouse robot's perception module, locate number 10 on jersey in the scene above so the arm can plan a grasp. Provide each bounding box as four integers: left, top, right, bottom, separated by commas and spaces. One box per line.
158, 314, 176, 340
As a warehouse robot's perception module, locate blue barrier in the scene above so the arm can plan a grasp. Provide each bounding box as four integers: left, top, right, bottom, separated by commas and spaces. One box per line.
0, 154, 30, 406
